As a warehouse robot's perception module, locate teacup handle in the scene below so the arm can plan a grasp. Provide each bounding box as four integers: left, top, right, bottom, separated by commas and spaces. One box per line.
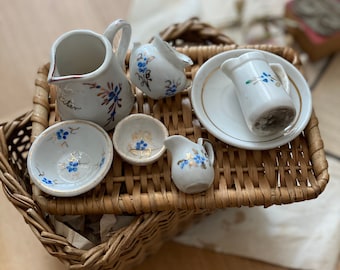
103, 19, 131, 70
198, 138, 215, 166
269, 63, 290, 95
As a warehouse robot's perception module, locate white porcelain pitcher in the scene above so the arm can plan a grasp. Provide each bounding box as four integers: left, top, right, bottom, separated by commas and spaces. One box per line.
48, 19, 135, 131
129, 35, 193, 99
164, 135, 215, 194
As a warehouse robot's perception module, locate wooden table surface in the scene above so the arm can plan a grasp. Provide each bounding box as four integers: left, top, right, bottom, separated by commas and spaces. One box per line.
1, 1, 339, 270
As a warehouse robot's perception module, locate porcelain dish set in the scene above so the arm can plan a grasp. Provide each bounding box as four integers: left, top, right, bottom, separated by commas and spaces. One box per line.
27, 19, 313, 197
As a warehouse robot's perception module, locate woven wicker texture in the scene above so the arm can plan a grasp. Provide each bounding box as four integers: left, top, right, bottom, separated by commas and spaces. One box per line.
28, 18, 329, 215
0, 112, 208, 269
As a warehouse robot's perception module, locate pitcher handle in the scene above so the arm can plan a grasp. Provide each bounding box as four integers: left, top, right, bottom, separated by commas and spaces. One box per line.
103, 19, 131, 71
198, 138, 215, 166
269, 63, 290, 95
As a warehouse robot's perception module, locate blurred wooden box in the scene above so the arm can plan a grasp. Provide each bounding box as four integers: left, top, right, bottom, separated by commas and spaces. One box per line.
285, 0, 340, 61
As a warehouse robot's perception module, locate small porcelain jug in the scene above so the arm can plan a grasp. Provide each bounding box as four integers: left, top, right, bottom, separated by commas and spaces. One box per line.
129, 35, 193, 99
48, 19, 135, 131
220, 51, 296, 137
164, 135, 214, 194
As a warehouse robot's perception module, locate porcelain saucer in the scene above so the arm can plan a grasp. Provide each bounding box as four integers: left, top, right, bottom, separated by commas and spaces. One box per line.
191, 49, 313, 150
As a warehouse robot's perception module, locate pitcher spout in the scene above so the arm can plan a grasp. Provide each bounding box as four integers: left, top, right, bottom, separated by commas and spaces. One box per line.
47, 59, 84, 84
47, 71, 83, 84
47, 56, 58, 83
47, 28, 114, 85
152, 35, 193, 69
47, 38, 78, 85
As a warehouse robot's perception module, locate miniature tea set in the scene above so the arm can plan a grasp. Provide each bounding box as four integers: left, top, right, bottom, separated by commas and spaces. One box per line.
27, 19, 313, 197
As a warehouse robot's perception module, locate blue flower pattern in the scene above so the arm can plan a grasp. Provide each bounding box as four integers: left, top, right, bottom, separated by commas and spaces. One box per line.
137, 59, 148, 73
42, 177, 53, 185
83, 81, 123, 127
128, 131, 154, 159
99, 157, 105, 168
53, 127, 79, 147
135, 52, 155, 92
193, 154, 207, 166
56, 129, 69, 140
177, 148, 209, 170
178, 159, 189, 169
165, 80, 181, 97
135, 139, 148, 151
245, 72, 281, 87
135, 53, 183, 97
66, 161, 79, 173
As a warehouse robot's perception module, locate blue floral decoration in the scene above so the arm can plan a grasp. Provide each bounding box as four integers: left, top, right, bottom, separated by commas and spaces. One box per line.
83, 81, 123, 127
66, 161, 79, 173
135, 52, 155, 92
165, 80, 181, 97
178, 159, 189, 169
128, 131, 154, 158
177, 148, 209, 170
52, 127, 79, 148
42, 177, 53, 185
56, 129, 69, 140
193, 153, 207, 166
245, 72, 281, 86
99, 157, 105, 168
137, 59, 148, 73
135, 139, 148, 151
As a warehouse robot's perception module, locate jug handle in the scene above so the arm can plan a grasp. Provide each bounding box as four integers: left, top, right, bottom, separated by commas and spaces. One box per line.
103, 19, 131, 71
269, 63, 290, 95
198, 138, 215, 166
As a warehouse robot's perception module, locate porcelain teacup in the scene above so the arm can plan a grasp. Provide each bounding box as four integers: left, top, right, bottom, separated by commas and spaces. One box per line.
220, 51, 296, 137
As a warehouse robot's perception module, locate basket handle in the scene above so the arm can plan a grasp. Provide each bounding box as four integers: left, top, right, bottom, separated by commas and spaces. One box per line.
158, 17, 236, 46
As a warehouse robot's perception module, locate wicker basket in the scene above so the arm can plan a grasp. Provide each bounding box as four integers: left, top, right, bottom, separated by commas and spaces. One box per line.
0, 17, 330, 270
0, 110, 207, 270
29, 18, 329, 216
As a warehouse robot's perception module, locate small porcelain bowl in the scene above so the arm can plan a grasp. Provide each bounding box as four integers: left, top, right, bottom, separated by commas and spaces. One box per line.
27, 120, 113, 197
112, 114, 168, 166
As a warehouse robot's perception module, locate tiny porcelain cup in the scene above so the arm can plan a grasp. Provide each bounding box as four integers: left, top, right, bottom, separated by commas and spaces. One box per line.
220, 51, 296, 137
